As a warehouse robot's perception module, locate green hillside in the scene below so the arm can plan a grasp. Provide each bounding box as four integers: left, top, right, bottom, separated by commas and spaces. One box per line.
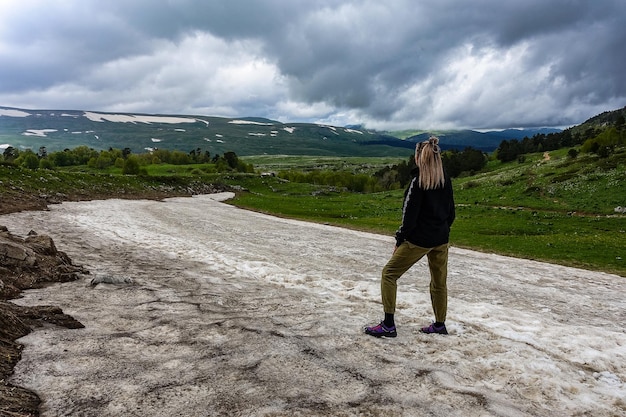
0, 108, 411, 157
1, 106, 568, 156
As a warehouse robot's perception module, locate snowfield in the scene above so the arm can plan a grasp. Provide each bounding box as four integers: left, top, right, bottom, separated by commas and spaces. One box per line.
3, 194, 625, 416
83, 111, 203, 125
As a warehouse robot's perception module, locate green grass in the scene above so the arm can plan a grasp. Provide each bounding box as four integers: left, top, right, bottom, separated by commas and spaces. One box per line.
452, 204, 625, 273
0, 163, 225, 203
453, 148, 626, 214
240, 155, 402, 174
224, 175, 401, 231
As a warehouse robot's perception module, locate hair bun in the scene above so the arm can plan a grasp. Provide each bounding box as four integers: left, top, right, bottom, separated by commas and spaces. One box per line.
428, 136, 441, 154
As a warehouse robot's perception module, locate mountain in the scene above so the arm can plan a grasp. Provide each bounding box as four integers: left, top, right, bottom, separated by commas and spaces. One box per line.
484, 127, 563, 140
1, 106, 564, 156
579, 106, 626, 127
0, 107, 412, 157
404, 128, 563, 152
405, 130, 502, 151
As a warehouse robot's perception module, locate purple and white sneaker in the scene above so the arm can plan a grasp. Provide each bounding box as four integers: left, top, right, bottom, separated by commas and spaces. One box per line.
365, 321, 397, 338
420, 323, 448, 335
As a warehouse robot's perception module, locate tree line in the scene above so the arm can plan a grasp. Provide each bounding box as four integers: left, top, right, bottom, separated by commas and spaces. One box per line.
0, 145, 253, 174
280, 147, 488, 193
495, 113, 626, 162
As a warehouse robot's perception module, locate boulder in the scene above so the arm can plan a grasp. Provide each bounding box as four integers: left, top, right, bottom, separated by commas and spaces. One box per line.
0, 226, 88, 417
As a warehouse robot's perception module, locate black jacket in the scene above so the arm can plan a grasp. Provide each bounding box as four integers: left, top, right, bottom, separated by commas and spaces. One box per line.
395, 168, 455, 248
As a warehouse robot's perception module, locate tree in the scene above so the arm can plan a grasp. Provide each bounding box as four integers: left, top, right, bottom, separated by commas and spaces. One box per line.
123, 155, 141, 175
20, 151, 40, 169
442, 147, 487, 177
50, 149, 74, 167
496, 139, 523, 162
581, 127, 623, 155
39, 158, 55, 170
72, 146, 99, 165
224, 151, 239, 169
3, 146, 18, 162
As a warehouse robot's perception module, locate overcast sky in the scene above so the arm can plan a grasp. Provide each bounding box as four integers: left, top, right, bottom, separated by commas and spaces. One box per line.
1, 0, 625, 130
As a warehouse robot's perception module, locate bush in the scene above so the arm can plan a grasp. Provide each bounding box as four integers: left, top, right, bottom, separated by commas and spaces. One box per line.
19, 153, 40, 170
463, 181, 480, 189
39, 159, 55, 170
122, 156, 141, 175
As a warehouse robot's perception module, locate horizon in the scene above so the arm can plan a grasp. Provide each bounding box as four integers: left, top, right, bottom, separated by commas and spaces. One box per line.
0, 105, 578, 133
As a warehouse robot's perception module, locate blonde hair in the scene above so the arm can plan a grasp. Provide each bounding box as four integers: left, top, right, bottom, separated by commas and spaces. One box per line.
416, 136, 445, 190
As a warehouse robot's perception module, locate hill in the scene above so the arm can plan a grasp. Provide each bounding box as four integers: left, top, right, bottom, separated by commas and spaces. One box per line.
0, 107, 411, 157
1, 106, 563, 156
402, 128, 562, 152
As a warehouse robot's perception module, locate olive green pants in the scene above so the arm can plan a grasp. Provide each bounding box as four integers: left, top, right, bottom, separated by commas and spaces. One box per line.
381, 242, 449, 323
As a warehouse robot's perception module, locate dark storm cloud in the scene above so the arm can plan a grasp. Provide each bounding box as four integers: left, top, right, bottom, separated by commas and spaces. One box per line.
1, 0, 625, 129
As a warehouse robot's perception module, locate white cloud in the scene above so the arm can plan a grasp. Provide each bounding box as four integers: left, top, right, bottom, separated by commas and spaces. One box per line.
0, 0, 625, 129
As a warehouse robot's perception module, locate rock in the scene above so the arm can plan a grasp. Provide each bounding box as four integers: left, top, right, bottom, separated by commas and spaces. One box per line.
0, 301, 30, 340
0, 240, 37, 266
0, 227, 88, 416
90, 275, 134, 286
25, 234, 58, 256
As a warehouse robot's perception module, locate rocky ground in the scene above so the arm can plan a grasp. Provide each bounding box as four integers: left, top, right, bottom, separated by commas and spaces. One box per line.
0, 225, 87, 416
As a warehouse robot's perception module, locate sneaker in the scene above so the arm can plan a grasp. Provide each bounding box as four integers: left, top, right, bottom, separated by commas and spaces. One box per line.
365, 321, 397, 338
420, 323, 448, 335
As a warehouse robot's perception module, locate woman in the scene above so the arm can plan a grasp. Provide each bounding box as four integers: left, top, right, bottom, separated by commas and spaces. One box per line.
365, 136, 455, 337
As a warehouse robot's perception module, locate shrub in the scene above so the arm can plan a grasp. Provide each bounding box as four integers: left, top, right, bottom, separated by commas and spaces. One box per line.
19, 153, 40, 170
463, 181, 480, 189
122, 156, 141, 175
39, 159, 55, 170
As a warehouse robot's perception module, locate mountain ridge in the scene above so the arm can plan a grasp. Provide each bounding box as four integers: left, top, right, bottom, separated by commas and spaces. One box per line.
0, 105, 575, 156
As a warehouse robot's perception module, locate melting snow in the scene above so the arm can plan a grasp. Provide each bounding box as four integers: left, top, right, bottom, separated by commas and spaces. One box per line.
229, 120, 274, 126
0, 108, 31, 117
22, 129, 58, 137
84, 112, 199, 124
2, 194, 625, 416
